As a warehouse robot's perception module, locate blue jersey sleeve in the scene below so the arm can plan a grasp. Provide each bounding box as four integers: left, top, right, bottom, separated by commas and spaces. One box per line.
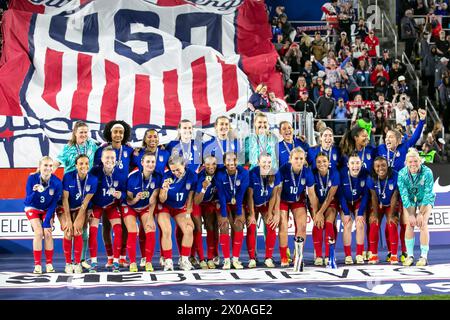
305, 168, 315, 187
406, 119, 425, 148
236, 169, 249, 216
366, 176, 375, 190
24, 174, 38, 206
331, 170, 340, 186
42, 178, 62, 228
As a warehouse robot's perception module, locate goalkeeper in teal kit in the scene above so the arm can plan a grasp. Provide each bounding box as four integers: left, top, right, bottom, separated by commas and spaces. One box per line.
397, 148, 436, 267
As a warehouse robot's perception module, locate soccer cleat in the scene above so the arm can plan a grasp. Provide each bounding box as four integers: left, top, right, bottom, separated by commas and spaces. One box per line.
45, 264, 55, 273
119, 258, 129, 268
212, 256, 221, 266
386, 252, 392, 262
65, 263, 74, 274
164, 258, 174, 271
403, 256, 414, 267
207, 260, 216, 269
105, 258, 113, 269
180, 257, 194, 271
324, 257, 329, 266
286, 247, 292, 263
314, 257, 324, 266
232, 257, 244, 270
355, 255, 365, 264
363, 251, 372, 261
189, 256, 200, 268
89, 262, 98, 273
280, 258, 290, 268
159, 256, 166, 268
129, 262, 138, 272
33, 265, 42, 274
222, 258, 231, 270
368, 255, 379, 264
140, 257, 146, 268
112, 262, 120, 273
400, 252, 408, 263
145, 262, 154, 272
416, 256, 428, 266
73, 263, 83, 274
248, 259, 257, 269
390, 255, 399, 265
264, 258, 275, 268
199, 260, 208, 270
344, 256, 354, 265
81, 259, 91, 270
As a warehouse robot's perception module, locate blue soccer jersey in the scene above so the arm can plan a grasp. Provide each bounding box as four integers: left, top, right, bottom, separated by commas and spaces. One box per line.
215, 166, 249, 217
279, 163, 315, 202
162, 168, 198, 209
307, 145, 340, 171
313, 168, 340, 204
62, 171, 98, 210
278, 138, 310, 168
367, 172, 398, 207
127, 170, 163, 210
94, 144, 134, 182
131, 147, 169, 174
195, 169, 217, 203
249, 166, 281, 207
202, 137, 240, 169
90, 166, 127, 208
24, 173, 63, 228
166, 139, 202, 173
338, 168, 369, 216
340, 145, 375, 172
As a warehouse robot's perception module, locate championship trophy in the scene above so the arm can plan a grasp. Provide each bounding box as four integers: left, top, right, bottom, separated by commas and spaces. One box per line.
327, 237, 337, 269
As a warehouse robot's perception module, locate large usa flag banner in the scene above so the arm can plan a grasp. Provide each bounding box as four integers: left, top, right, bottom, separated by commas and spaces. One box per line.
0, 0, 282, 168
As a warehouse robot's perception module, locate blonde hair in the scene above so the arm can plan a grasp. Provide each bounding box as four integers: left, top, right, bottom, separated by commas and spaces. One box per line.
36, 156, 54, 173
405, 147, 422, 163
289, 146, 306, 159
69, 121, 88, 146
255, 83, 267, 93
168, 154, 186, 167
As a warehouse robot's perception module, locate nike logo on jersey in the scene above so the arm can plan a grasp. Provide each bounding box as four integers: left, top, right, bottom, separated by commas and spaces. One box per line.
281, 150, 287, 153
69, 185, 75, 188
134, 187, 140, 190
223, 182, 229, 184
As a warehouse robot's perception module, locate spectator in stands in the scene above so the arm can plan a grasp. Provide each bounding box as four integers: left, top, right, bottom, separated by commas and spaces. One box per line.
413, 0, 428, 16
311, 32, 327, 62
435, 2, 448, 17
279, 13, 296, 42
278, 39, 292, 59
296, 76, 309, 97
354, 18, 369, 42
294, 91, 316, 115
276, 56, 292, 86
299, 60, 316, 87
335, 31, 350, 53
388, 58, 406, 85
435, 30, 449, 57
438, 73, 450, 114
316, 87, 336, 124
248, 83, 270, 112
313, 75, 326, 102
393, 95, 410, 127
334, 97, 349, 135
351, 36, 368, 60
274, 5, 286, 19
387, 79, 401, 100
284, 43, 302, 75
375, 93, 394, 119
299, 33, 312, 65
421, 40, 438, 100
356, 107, 376, 145
332, 79, 349, 102
364, 29, 380, 63
374, 76, 389, 98
271, 18, 283, 44
355, 58, 371, 87
380, 49, 393, 72
314, 53, 351, 87
338, 12, 352, 43
401, 9, 419, 60
435, 56, 449, 90
370, 60, 390, 86
397, 75, 411, 96
374, 108, 389, 141
268, 92, 288, 113
420, 142, 441, 163
284, 79, 297, 104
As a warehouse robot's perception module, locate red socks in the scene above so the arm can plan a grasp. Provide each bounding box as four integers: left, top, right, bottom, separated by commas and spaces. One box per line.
112, 224, 123, 259
400, 224, 407, 253
344, 245, 352, 257
206, 230, 215, 260
246, 224, 257, 259
312, 225, 324, 257
127, 232, 138, 263
265, 224, 276, 259
45, 249, 53, 264
33, 250, 42, 266
219, 233, 230, 259
280, 246, 288, 261
356, 244, 364, 256
388, 222, 399, 255
232, 231, 244, 258
145, 231, 156, 262
63, 238, 72, 263
73, 235, 83, 264
181, 246, 191, 257
162, 249, 173, 259
89, 226, 98, 260
369, 222, 379, 254
325, 221, 335, 257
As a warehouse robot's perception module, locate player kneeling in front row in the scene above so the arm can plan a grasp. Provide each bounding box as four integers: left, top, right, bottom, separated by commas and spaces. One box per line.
24, 156, 62, 274
398, 148, 436, 266
158, 155, 197, 271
